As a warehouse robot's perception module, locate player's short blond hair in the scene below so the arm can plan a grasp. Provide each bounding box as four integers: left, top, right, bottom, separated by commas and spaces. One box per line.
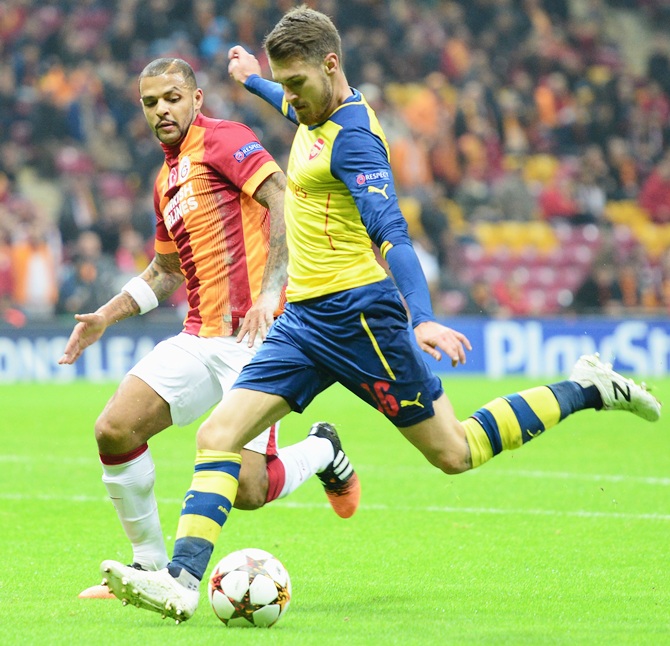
264, 5, 342, 67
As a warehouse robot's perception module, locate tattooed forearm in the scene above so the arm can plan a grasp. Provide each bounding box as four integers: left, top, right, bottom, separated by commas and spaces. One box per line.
140, 252, 185, 301
94, 252, 184, 326
255, 171, 288, 299
98, 291, 143, 324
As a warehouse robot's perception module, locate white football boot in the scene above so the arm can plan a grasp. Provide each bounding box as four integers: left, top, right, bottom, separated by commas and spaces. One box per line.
569, 353, 661, 422
101, 560, 199, 623
79, 562, 148, 599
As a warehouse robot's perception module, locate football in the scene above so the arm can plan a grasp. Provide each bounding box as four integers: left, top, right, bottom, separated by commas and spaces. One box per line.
208, 548, 292, 627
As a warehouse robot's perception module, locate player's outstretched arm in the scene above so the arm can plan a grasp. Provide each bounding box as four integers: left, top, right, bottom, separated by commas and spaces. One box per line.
228, 46, 262, 84
413, 321, 472, 367
237, 171, 288, 347
58, 252, 184, 365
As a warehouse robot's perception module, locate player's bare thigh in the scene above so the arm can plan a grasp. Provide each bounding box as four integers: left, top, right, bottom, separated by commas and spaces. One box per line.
96, 374, 172, 454
396, 393, 471, 474
198, 388, 291, 453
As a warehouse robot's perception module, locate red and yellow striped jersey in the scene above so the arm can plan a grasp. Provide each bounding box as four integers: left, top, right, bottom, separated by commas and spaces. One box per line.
153, 113, 283, 337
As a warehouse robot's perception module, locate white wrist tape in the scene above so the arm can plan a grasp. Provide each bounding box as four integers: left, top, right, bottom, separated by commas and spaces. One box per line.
122, 277, 159, 314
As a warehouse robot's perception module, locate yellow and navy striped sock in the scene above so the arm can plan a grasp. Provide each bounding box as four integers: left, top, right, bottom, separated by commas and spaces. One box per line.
169, 449, 241, 580
463, 380, 600, 468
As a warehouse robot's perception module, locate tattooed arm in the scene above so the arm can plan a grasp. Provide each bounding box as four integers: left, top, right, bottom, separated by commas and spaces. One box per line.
237, 170, 288, 346
58, 252, 184, 364
139, 251, 185, 304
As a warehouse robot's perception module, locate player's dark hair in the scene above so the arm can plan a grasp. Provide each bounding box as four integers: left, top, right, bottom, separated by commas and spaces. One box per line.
264, 5, 342, 67
139, 58, 197, 90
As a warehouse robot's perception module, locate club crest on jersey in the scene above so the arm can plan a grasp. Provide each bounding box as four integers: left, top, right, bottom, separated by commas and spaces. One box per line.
234, 141, 263, 162
179, 156, 191, 181
356, 170, 390, 185
309, 138, 325, 160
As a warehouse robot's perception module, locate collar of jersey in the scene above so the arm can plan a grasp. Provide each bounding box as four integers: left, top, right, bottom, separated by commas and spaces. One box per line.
308, 88, 361, 130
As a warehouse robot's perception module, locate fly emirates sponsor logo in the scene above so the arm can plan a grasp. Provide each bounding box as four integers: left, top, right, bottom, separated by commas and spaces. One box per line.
164, 181, 199, 229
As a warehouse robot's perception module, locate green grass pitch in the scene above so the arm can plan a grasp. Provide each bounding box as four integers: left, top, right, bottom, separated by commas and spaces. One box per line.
1, 376, 669, 645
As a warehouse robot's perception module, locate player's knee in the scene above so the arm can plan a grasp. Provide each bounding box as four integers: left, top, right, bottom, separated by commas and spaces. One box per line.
233, 452, 269, 510
196, 416, 239, 451
234, 480, 266, 510
437, 458, 469, 475
94, 413, 128, 452
427, 448, 470, 475
197, 416, 220, 447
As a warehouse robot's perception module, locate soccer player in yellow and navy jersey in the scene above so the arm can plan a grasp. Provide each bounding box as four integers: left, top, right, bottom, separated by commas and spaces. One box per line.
100, 7, 661, 623
60, 57, 360, 600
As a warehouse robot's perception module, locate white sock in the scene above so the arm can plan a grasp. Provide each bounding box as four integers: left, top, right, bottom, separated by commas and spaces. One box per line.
101, 447, 169, 570
276, 435, 334, 499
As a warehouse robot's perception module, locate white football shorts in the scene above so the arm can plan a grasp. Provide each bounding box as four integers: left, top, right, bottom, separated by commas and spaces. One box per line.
128, 332, 278, 455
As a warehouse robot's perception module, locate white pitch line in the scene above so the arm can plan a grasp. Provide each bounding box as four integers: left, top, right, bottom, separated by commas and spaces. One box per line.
509, 469, 670, 487
2, 453, 669, 486
1, 492, 668, 521
274, 501, 670, 521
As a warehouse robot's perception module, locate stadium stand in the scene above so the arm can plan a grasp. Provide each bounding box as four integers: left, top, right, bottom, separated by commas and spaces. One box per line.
0, 0, 669, 325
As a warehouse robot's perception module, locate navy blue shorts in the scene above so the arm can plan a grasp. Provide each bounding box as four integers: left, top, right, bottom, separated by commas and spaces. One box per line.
233, 278, 443, 427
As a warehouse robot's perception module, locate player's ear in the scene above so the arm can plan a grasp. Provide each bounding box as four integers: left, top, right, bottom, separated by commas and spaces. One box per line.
324, 53, 338, 74
194, 88, 204, 110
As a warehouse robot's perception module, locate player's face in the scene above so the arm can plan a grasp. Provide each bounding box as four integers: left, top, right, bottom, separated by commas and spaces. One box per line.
270, 57, 335, 126
139, 73, 203, 145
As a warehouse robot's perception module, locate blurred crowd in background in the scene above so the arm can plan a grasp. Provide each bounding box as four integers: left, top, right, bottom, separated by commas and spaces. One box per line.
1, 0, 670, 326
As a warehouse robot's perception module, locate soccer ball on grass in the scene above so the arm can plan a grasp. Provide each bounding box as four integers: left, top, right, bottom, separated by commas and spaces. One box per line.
208, 548, 291, 627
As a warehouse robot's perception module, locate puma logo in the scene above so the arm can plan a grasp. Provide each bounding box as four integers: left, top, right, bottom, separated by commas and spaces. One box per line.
182, 494, 194, 510
368, 184, 389, 200
218, 505, 229, 517
400, 392, 424, 408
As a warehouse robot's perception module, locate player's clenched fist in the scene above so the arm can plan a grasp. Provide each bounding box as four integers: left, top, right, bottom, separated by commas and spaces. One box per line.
228, 46, 261, 84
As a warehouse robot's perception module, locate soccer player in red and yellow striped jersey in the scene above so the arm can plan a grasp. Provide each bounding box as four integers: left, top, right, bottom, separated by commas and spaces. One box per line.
60, 57, 359, 600
152, 109, 284, 338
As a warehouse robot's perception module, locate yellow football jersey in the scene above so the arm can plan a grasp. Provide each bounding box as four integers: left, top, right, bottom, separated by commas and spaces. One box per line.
284, 100, 388, 301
